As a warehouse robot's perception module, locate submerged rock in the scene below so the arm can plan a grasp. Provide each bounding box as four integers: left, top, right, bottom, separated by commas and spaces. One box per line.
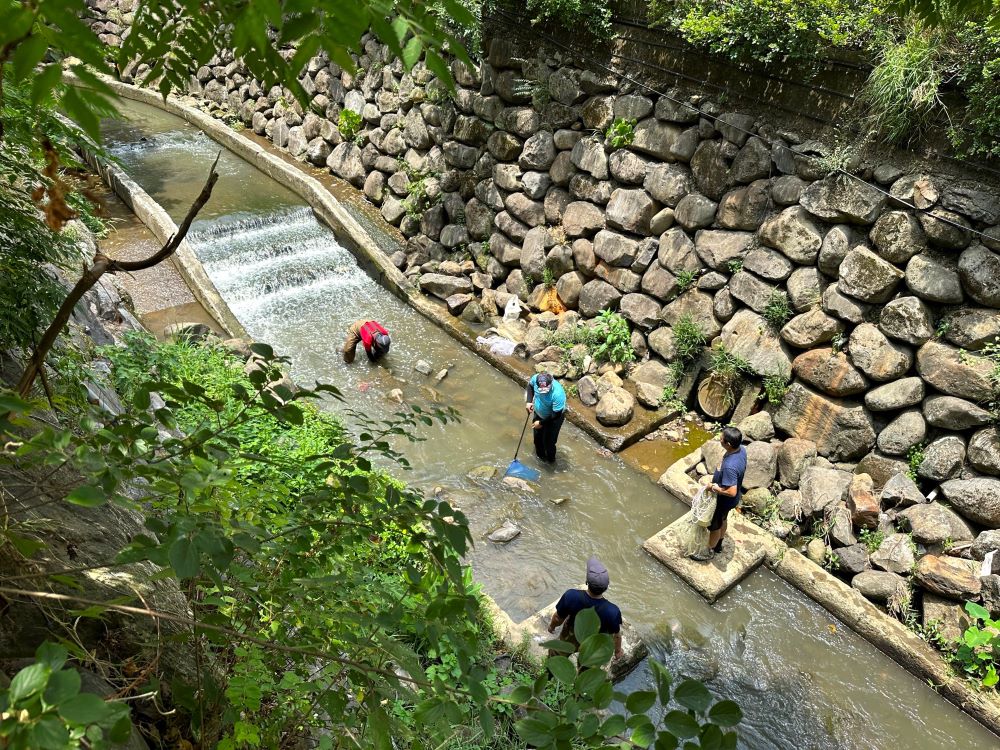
488, 520, 521, 543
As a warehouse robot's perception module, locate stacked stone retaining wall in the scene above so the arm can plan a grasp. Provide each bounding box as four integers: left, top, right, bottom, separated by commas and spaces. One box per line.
85, 0, 1000, 666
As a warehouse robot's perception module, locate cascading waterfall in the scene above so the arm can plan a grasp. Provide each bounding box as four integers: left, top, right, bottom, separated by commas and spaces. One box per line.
187, 207, 372, 308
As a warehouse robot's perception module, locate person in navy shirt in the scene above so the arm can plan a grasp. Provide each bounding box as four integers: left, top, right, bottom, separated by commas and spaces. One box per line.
691, 426, 747, 561
548, 557, 623, 660
525, 371, 566, 463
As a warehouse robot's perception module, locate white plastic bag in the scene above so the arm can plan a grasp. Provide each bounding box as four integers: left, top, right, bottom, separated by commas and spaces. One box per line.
503, 296, 522, 322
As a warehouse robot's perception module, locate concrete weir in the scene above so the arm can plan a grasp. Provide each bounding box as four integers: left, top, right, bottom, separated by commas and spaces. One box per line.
648, 446, 1000, 734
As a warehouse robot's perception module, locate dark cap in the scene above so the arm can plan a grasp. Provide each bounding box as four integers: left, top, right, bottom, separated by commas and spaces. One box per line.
586, 556, 609, 589
536, 372, 553, 392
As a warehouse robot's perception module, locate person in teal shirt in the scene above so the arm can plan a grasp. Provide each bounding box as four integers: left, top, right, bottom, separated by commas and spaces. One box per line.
525, 372, 566, 463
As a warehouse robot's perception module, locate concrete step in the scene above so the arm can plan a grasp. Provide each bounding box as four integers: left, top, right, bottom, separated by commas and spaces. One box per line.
643, 512, 770, 603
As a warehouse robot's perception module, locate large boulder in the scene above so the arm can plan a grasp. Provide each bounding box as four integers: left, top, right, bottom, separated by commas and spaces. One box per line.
777, 438, 817, 488
745, 246, 795, 282
897, 503, 975, 544
916, 341, 995, 402
744, 441, 778, 489
799, 465, 852, 515
958, 244, 1000, 307
941, 307, 1000, 350
870, 533, 915, 575
852, 571, 907, 602
864, 377, 925, 411
918, 435, 966, 482
878, 296, 934, 345
596, 386, 635, 426
847, 473, 880, 529
800, 172, 886, 224
792, 349, 868, 397
570, 137, 609, 179
773, 384, 876, 461
594, 230, 639, 268
674, 194, 718, 231
609, 149, 652, 185
856, 453, 910, 490
606, 188, 660, 234
838, 247, 904, 303
923, 395, 993, 430
519, 131, 556, 170
716, 181, 770, 231
719, 309, 793, 380
693, 230, 754, 271
847, 324, 912, 382
876, 410, 926, 456
881, 472, 925, 508
578, 280, 622, 317
904, 252, 964, 304
728, 271, 778, 314
758, 206, 823, 264
870, 211, 926, 264
914, 555, 982, 601
780, 310, 844, 349
968, 427, 1000, 476
419, 273, 474, 300
562, 201, 606, 238
641, 262, 678, 301
631, 118, 684, 162
619, 293, 663, 330
658, 228, 701, 275
326, 142, 366, 186
823, 283, 874, 324
940, 477, 1000, 527
644, 163, 691, 207
661, 290, 723, 339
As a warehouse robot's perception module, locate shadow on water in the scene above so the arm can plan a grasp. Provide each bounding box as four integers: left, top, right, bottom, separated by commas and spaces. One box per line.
99, 97, 998, 750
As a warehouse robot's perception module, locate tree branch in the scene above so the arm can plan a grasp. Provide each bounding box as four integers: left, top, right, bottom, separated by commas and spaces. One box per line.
16, 154, 220, 398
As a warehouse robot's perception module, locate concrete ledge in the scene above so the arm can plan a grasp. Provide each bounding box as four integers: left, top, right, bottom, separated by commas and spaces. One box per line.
72, 123, 245, 339
643, 514, 770, 603
652, 444, 1000, 737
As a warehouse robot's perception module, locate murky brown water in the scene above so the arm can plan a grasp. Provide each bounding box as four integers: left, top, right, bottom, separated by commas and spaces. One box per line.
100, 98, 998, 749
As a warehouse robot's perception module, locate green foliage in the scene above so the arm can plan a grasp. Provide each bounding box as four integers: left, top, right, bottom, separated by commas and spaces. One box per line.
763, 373, 789, 405
517, 609, 742, 748
859, 527, 886, 553
660, 360, 688, 410
953, 601, 1000, 688
675, 269, 697, 293
542, 267, 556, 288
980, 341, 1000, 418
512, 76, 551, 108
907, 442, 926, 480
859, 26, 948, 146
649, 0, 885, 63
726, 259, 743, 274
400, 163, 442, 219
588, 310, 635, 364
0, 642, 132, 749
338, 108, 364, 141
705, 344, 753, 409
763, 290, 793, 329
0, 78, 98, 351
673, 314, 708, 363
604, 117, 636, 149
524, 0, 613, 37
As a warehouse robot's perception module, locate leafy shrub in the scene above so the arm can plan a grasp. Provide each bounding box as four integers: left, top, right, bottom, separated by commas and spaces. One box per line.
705, 343, 753, 409
338, 108, 363, 141
859, 527, 885, 553
587, 310, 635, 363
859, 27, 949, 146
605, 117, 637, 148
673, 314, 708, 362
763, 290, 793, 329
953, 601, 1000, 687
649, 0, 884, 63
525, 0, 613, 38
763, 373, 789, 405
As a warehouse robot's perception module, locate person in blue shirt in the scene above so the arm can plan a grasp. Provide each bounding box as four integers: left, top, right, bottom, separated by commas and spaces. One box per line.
547, 557, 624, 660
525, 371, 566, 463
691, 426, 747, 562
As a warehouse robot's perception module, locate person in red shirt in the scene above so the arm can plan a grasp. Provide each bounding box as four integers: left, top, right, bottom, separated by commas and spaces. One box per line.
342, 320, 391, 363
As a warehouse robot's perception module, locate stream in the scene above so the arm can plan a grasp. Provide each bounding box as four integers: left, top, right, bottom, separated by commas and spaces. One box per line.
99, 98, 996, 749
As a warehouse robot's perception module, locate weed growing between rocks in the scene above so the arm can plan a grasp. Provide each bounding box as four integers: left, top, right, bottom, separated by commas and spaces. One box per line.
762, 290, 793, 330
859, 527, 886, 554
604, 117, 636, 149
953, 602, 1000, 687
337, 108, 363, 142
762, 373, 789, 406
675, 269, 697, 294
673, 314, 708, 362
906, 443, 926, 481
588, 310, 635, 364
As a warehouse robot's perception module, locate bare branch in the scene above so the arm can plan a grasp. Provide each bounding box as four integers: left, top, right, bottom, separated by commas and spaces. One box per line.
16, 155, 220, 398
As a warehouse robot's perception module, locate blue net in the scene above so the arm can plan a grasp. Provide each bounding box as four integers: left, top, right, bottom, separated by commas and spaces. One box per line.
504, 459, 540, 482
